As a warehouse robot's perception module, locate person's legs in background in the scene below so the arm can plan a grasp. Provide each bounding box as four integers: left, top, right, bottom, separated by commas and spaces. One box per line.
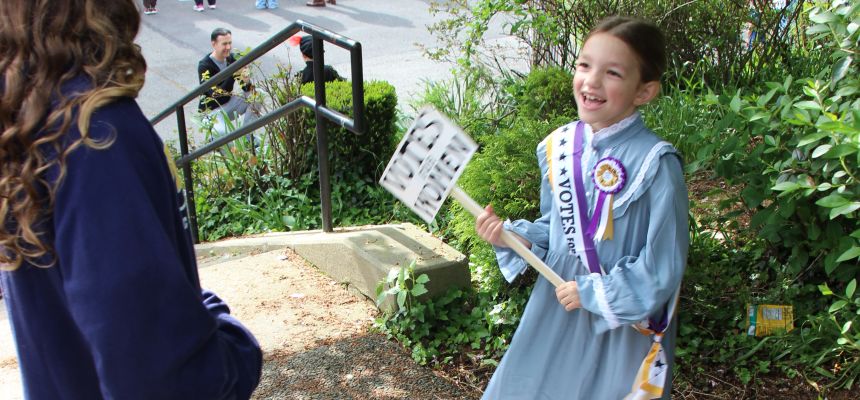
207, 95, 261, 147
142, 0, 158, 14
256, 0, 277, 9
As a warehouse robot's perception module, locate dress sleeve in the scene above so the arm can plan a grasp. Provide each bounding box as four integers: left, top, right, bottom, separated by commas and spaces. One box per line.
575, 154, 689, 333
494, 140, 553, 282
53, 102, 262, 399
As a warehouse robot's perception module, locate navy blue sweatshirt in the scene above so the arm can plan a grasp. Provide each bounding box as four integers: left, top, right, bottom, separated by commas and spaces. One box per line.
0, 76, 262, 399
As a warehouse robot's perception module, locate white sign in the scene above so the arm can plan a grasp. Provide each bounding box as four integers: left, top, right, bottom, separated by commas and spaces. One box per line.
379, 107, 478, 223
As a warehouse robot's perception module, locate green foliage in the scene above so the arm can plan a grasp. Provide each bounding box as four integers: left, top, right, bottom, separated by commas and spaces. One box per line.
413, 66, 517, 144
191, 70, 408, 241
450, 117, 553, 255
642, 63, 724, 174
374, 251, 531, 367
254, 64, 316, 180
708, 1, 858, 282
300, 80, 398, 179
674, 231, 805, 388
508, 66, 575, 123
376, 259, 431, 312
427, 0, 812, 87
692, 1, 860, 390
790, 278, 860, 390
194, 163, 419, 241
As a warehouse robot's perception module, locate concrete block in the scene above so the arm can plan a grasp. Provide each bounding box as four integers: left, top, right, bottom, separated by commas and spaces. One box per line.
194, 223, 470, 312
287, 224, 469, 313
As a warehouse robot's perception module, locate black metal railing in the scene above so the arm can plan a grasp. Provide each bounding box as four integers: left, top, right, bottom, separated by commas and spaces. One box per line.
150, 20, 365, 242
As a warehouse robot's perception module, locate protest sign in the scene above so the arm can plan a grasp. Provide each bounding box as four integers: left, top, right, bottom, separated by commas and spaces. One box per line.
380, 107, 564, 287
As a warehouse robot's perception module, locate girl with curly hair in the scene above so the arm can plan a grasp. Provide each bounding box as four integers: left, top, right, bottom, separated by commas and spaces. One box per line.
0, 1, 262, 398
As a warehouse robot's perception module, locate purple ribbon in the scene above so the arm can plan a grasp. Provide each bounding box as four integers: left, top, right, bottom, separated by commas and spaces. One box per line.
586, 191, 607, 238
573, 121, 667, 332
572, 122, 602, 274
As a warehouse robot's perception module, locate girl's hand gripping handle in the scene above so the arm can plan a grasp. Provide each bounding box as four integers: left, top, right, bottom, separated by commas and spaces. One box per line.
451, 186, 564, 287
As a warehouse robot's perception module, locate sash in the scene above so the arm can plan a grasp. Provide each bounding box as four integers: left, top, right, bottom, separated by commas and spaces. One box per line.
624, 290, 680, 400
548, 121, 678, 399
549, 122, 602, 274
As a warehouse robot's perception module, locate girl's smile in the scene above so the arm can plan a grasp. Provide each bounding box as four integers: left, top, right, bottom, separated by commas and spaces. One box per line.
573, 33, 659, 132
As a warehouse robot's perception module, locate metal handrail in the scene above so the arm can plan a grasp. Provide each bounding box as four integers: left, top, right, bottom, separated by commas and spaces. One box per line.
149, 20, 365, 242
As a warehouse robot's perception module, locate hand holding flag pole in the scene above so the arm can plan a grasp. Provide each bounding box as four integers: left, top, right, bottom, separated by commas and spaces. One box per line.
379, 107, 564, 288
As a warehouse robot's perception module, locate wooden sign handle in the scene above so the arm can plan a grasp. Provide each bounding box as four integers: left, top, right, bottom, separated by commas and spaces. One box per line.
450, 186, 565, 287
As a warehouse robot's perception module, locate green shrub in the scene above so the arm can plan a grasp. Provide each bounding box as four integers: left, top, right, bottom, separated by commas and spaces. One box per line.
412, 66, 517, 145
507, 66, 575, 123
702, 1, 859, 390
191, 72, 404, 241
254, 64, 316, 181
301, 80, 397, 179
427, 0, 811, 87
451, 117, 554, 250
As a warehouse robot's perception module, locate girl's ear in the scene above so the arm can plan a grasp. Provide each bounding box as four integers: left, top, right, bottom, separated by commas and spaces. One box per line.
633, 81, 661, 106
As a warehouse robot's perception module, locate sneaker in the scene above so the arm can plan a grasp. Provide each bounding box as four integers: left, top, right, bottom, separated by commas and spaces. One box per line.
209, 4, 217, 9
194, 5, 204, 11
143, 8, 153, 15
150, 7, 158, 14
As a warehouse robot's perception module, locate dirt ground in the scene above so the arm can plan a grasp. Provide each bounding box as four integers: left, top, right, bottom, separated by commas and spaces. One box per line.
199, 248, 479, 399
0, 249, 479, 399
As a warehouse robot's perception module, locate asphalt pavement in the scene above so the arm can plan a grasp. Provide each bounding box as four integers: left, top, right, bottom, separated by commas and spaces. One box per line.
135, 0, 526, 145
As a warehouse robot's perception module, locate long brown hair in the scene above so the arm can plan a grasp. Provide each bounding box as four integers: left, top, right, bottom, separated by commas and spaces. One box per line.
0, 0, 146, 271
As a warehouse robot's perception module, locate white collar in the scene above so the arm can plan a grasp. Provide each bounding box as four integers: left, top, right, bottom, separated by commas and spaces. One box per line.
588, 112, 640, 148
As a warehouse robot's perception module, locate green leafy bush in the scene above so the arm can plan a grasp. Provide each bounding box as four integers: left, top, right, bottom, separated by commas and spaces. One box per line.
427, 0, 810, 87
254, 65, 316, 181
300, 80, 397, 179
508, 66, 575, 123
700, 1, 860, 390
708, 1, 858, 283
192, 73, 405, 241
374, 248, 531, 368
413, 66, 518, 145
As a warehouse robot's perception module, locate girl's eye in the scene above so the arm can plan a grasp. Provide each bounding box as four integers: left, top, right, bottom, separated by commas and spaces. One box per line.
575, 62, 589, 70
608, 70, 623, 78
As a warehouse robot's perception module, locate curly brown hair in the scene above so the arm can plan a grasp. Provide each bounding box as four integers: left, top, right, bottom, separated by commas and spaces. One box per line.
0, 0, 146, 271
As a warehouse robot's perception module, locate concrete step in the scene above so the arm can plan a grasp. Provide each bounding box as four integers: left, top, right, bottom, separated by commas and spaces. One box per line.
195, 223, 470, 312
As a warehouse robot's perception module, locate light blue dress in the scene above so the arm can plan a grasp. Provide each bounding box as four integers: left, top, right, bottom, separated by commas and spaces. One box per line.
482, 114, 689, 400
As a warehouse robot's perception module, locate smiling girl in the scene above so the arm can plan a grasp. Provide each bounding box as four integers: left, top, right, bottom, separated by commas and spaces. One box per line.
476, 17, 689, 399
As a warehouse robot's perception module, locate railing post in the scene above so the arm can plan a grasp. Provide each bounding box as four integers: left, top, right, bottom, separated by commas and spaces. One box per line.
176, 105, 199, 243
312, 36, 333, 233
151, 22, 364, 238
350, 42, 366, 135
